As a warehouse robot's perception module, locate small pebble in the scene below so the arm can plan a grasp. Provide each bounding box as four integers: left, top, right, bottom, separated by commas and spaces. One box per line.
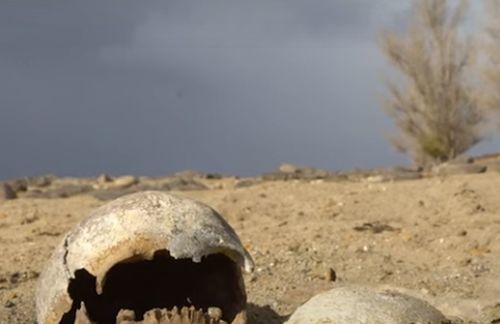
4, 300, 15, 308
326, 268, 337, 282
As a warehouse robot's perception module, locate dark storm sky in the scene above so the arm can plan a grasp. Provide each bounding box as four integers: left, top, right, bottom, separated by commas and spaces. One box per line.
0, 1, 496, 179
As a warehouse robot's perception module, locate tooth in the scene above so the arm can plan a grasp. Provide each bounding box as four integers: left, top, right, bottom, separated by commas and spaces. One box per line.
208, 307, 223, 321
74, 302, 92, 324
115, 309, 136, 322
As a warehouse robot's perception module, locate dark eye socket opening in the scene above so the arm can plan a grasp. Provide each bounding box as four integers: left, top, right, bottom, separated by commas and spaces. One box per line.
60, 250, 246, 323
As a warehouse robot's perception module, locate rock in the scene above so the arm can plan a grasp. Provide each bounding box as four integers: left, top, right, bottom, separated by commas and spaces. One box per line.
379, 168, 422, 181
36, 191, 253, 324
325, 268, 336, 282
285, 285, 449, 324
431, 163, 487, 176
8, 271, 39, 285
161, 178, 208, 191
260, 172, 293, 181
6, 178, 28, 192
113, 175, 138, 189
353, 222, 399, 234
91, 188, 134, 201
4, 300, 15, 308
0, 183, 17, 200
27, 175, 54, 188
24, 184, 93, 199
234, 178, 262, 188
262, 164, 334, 181
448, 155, 475, 164
96, 174, 113, 184
390, 171, 422, 181
360, 167, 422, 183
172, 170, 206, 179
279, 163, 302, 174
205, 173, 223, 180
92, 176, 209, 201
52, 185, 93, 198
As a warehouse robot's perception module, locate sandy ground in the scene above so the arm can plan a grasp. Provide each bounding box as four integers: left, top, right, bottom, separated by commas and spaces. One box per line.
1, 172, 500, 323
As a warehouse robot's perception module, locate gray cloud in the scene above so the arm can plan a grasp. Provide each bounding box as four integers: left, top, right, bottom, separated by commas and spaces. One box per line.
1, 1, 495, 180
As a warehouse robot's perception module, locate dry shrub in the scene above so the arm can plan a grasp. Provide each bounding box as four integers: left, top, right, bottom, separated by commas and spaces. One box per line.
380, 0, 483, 166
482, 0, 500, 117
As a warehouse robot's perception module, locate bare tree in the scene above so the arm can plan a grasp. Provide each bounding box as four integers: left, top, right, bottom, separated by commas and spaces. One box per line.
380, 0, 483, 166
482, 0, 500, 114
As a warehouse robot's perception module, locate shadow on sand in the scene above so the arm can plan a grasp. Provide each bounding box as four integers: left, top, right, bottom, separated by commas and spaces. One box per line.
247, 303, 289, 324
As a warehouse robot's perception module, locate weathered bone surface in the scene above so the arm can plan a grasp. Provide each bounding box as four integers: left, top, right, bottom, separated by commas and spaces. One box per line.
36, 191, 254, 324
286, 285, 449, 324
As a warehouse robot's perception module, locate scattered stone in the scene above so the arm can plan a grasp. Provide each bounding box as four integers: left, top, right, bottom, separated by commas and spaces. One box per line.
285, 285, 449, 324
24, 184, 93, 199
172, 170, 206, 179
448, 155, 475, 165
35, 229, 62, 237
113, 175, 138, 189
353, 222, 399, 234
161, 178, 208, 191
91, 188, 133, 201
363, 175, 386, 183
55, 184, 94, 198
370, 168, 423, 182
9, 272, 21, 284
0, 183, 17, 200
262, 164, 334, 181
96, 174, 113, 184
6, 178, 28, 192
279, 163, 302, 174
4, 300, 15, 308
386, 171, 422, 181
26, 175, 54, 188
8, 271, 39, 286
21, 211, 40, 225
325, 268, 336, 282
234, 178, 262, 188
432, 163, 487, 176
205, 173, 223, 180
348, 167, 423, 183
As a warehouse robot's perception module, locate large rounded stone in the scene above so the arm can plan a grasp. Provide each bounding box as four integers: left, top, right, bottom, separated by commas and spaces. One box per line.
286, 285, 449, 324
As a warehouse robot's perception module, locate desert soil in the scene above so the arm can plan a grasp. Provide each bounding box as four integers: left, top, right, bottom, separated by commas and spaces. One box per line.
1, 172, 500, 323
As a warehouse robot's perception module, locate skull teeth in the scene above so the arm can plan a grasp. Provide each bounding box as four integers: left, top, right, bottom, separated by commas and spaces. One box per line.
114, 305, 226, 324
74, 303, 227, 324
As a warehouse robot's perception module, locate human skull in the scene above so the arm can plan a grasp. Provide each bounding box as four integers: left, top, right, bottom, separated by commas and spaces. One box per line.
36, 191, 254, 324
